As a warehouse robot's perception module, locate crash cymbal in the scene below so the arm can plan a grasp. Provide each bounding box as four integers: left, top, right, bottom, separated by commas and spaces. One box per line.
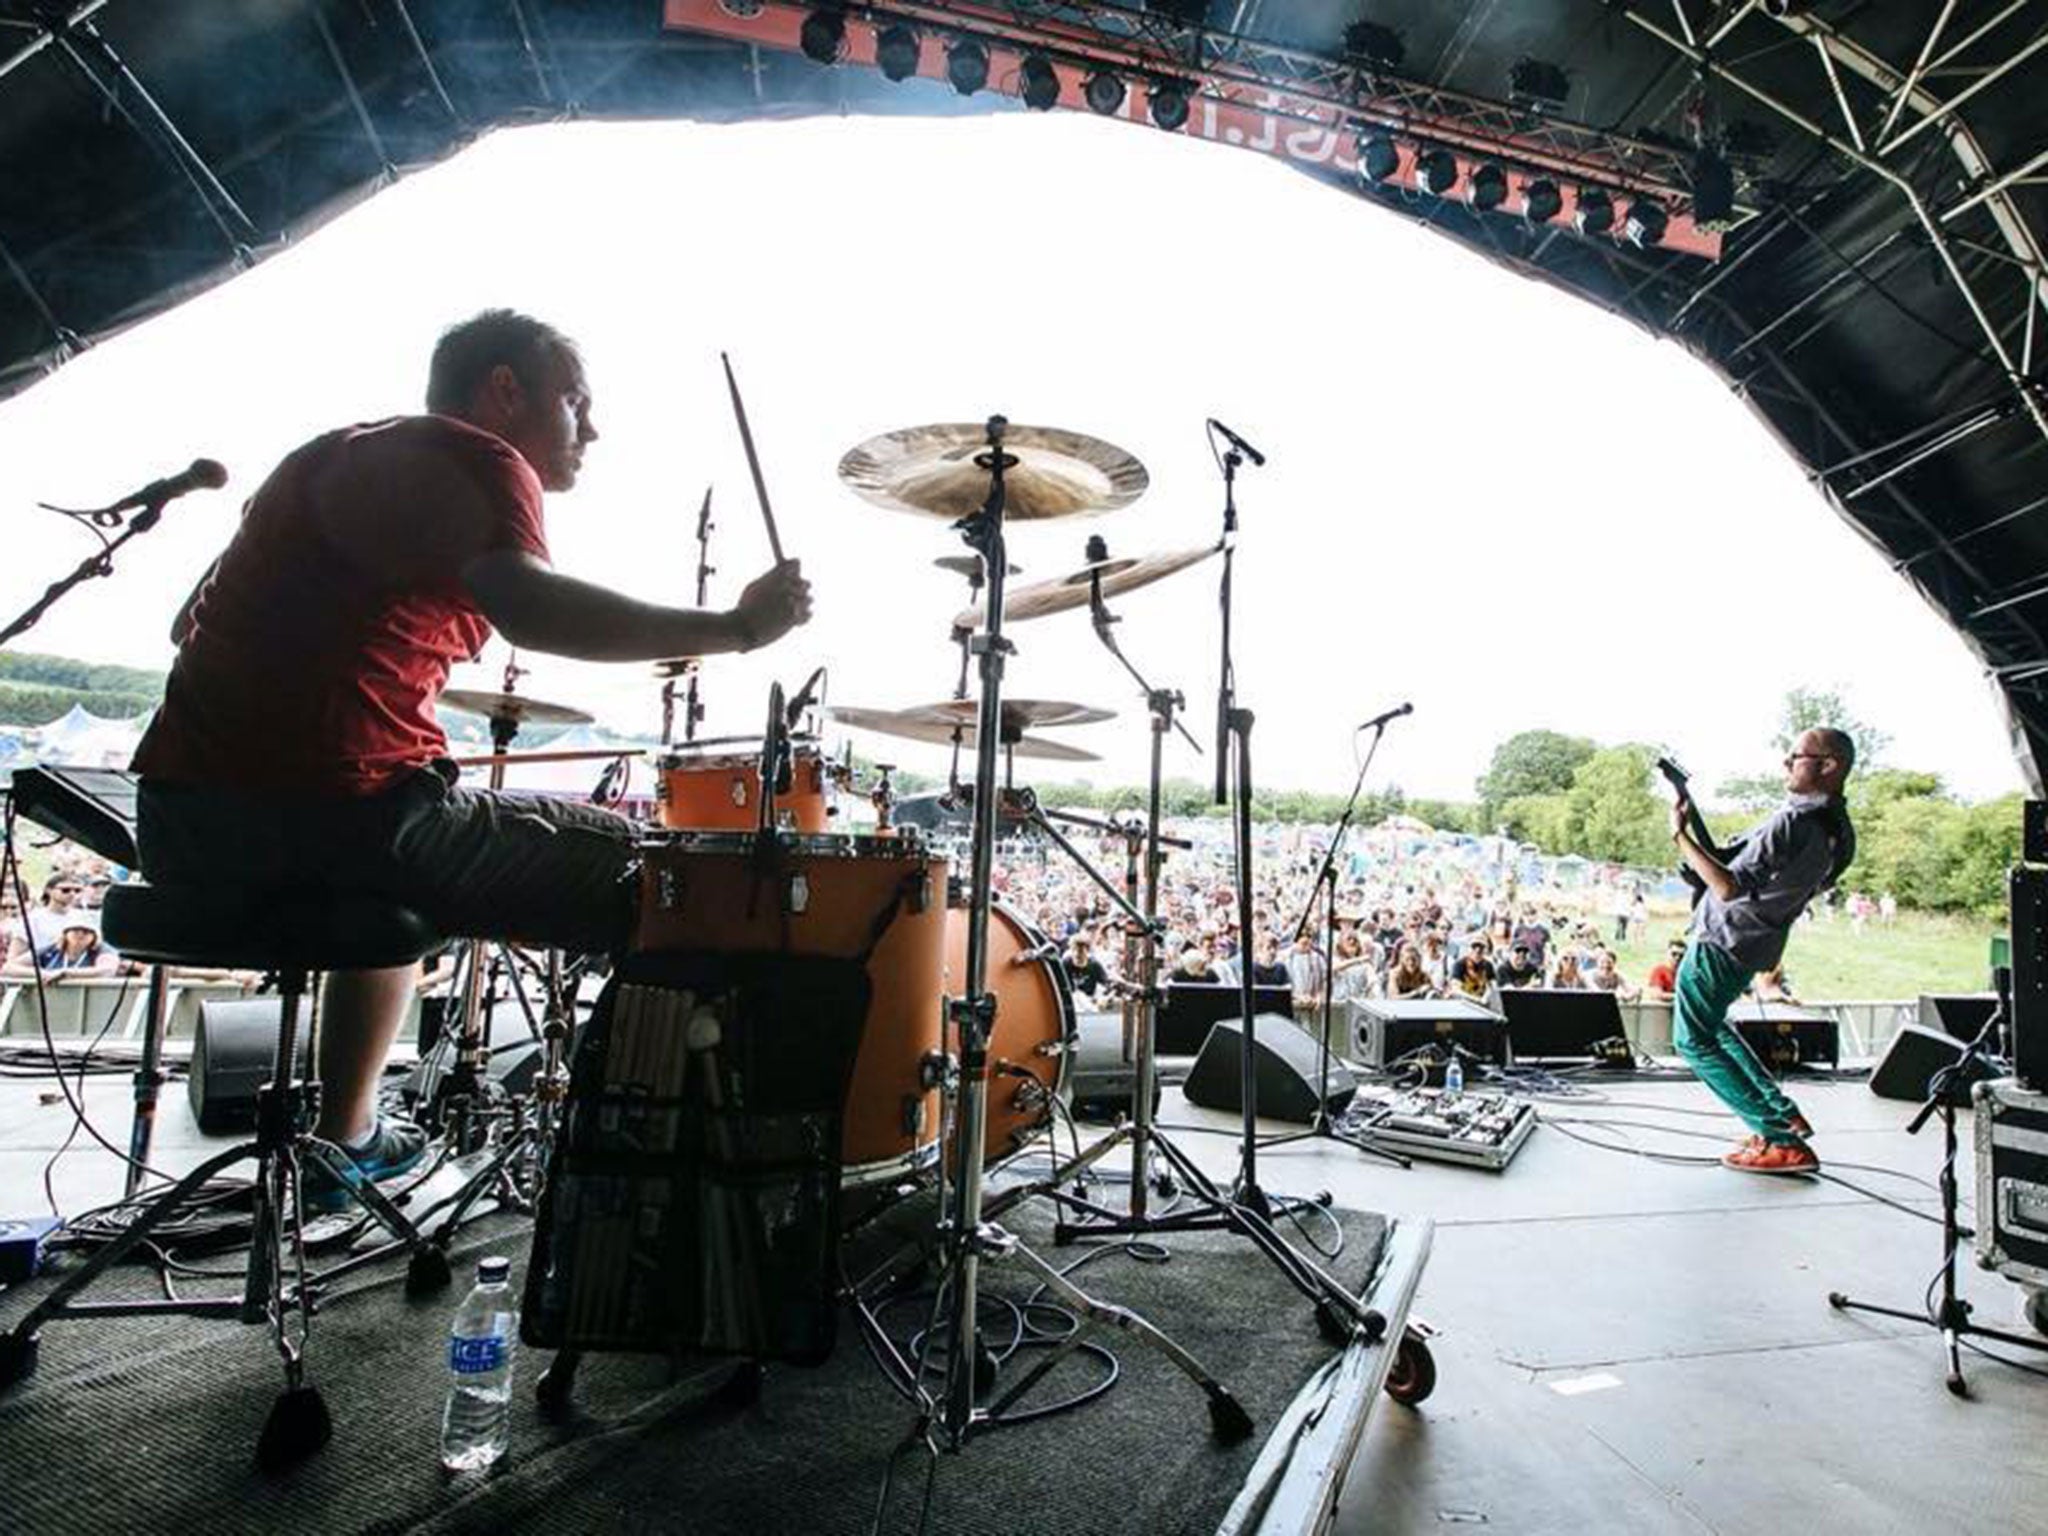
953, 541, 1222, 630
439, 689, 594, 728
906, 698, 1115, 731
839, 423, 1147, 522
827, 705, 1101, 762
934, 554, 1022, 580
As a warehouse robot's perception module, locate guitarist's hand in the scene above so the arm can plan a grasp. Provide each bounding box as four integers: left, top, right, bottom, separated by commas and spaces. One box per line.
1670, 797, 1692, 841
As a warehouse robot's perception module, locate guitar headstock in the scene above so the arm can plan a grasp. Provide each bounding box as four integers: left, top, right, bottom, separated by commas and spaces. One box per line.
1654, 755, 1690, 793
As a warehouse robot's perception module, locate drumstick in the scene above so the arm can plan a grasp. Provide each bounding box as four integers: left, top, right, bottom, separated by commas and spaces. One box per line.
720, 351, 786, 566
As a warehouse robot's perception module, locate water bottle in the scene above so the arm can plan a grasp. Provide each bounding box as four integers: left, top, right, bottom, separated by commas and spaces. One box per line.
1443, 1053, 1464, 1100
440, 1255, 517, 1472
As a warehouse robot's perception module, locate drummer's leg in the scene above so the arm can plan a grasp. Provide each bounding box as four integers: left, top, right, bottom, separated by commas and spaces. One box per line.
383, 779, 638, 953
313, 965, 418, 1145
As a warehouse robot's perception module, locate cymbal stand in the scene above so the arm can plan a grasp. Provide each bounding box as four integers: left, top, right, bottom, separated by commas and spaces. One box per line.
916, 416, 1250, 1453
993, 581, 1397, 1334
1264, 720, 1409, 1168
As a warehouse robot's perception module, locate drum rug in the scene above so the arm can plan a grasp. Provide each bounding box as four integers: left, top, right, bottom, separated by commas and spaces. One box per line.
1, 1185, 1389, 1536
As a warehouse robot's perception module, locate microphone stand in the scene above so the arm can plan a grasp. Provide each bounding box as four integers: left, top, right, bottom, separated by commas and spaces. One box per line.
1264, 723, 1408, 1168
1827, 971, 2048, 1394
1207, 425, 1274, 1217
2, 494, 180, 648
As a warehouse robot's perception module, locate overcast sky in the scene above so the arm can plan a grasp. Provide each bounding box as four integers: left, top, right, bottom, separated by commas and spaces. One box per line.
0, 113, 2023, 808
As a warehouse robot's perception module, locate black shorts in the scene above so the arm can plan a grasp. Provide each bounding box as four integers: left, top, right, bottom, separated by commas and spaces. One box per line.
136, 762, 637, 956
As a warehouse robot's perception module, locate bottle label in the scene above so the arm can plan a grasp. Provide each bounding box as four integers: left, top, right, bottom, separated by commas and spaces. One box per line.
450, 1334, 507, 1374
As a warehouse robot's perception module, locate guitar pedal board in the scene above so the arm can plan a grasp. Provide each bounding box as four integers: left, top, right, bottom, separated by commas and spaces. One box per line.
1343, 1085, 1538, 1171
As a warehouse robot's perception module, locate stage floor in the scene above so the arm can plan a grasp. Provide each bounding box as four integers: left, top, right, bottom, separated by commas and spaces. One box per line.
3, 1059, 2046, 1534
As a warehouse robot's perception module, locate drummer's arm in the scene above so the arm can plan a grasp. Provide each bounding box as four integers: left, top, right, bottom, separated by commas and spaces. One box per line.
463, 552, 802, 662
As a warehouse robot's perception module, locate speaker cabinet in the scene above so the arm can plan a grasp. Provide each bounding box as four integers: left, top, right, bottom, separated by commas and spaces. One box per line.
1919, 993, 1999, 1044
1499, 988, 1626, 1062
1349, 997, 1508, 1071
1155, 983, 1295, 1055
1871, 1022, 1993, 1105
2013, 866, 2048, 1089
1182, 1013, 1354, 1123
189, 999, 309, 1134
1066, 1010, 1161, 1121
1729, 1004, 1839, 1075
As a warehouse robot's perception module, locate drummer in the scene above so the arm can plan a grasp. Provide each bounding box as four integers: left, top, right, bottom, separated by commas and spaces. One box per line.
131, 310, 812, 1202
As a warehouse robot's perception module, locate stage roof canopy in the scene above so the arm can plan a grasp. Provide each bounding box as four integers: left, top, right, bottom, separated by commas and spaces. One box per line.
2, 2, 2044, 783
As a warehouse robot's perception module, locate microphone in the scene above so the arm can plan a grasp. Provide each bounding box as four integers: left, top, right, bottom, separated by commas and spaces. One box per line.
1206, 418, 1265, 466
1356, 702, 1414, 731
102, 459, 228, 515
784, 664, 826, 729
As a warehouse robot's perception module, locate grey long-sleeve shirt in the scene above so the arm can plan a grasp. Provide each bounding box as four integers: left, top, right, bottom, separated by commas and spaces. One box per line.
1688, 792, 1845, 972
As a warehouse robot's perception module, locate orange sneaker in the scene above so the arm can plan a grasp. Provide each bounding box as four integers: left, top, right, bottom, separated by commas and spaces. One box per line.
1722, 1140, 1819, 1175
1788, 1114, 1814, 1140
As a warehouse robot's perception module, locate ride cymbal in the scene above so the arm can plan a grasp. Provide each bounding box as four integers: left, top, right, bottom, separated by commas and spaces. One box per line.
951, 541, 1222, 629
839, 423, 1147, 522
826, 705, 1101, 762
438, 689, 594, 728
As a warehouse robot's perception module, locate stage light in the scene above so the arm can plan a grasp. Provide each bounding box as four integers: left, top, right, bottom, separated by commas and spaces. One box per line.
1147, 79, 1191, 132
1623, 196, 1668, 248
1574, 186, 1615, 235
1414, 147, 1458, 196
1083, 69, 1125, 115
1508, 58, 1570, 111
1690, 147, 1735, 228
1356, 131, 1400, 184
946, 37, 990, 96
798, 6, 846, 65
1522, 178, 1563, 223
1466, 161, 1508, 212
1342, 21, 1404, 72
874, 23, 920, 83
1019, 54, 1060, 111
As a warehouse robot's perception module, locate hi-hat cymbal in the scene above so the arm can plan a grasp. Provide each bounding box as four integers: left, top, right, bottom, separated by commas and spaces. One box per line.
907, 698, 1115, 731
827, 705, 1101, 762
952, 542, 1222, 629
439, 689, 594, 728
840, 423, 1147, 522
934, 554, 1022, 580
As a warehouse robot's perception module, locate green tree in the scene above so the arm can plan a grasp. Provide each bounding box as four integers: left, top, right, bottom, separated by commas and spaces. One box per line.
1567, 745, 1669, 865
1498, 792, 1577, 851
1476, 731, 1595, 825
1717, 686, 1891, 805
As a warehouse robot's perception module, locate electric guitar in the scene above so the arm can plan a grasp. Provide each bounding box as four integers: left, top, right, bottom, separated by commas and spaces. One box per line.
1655, 755, 1738, 907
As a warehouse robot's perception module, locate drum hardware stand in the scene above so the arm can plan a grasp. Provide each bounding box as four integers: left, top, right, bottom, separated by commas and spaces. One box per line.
1827, 979, 2048, 1395
914, 416, 1252, 1453
1262, 718, 1411, 1169
988, 581, 1393, 1341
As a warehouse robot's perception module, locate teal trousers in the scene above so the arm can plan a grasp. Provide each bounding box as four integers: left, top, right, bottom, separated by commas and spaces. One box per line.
1672, 941, 1803, 1146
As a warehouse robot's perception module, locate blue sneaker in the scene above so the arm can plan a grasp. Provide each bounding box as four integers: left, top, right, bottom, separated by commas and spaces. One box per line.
303, 1116, 429, 1213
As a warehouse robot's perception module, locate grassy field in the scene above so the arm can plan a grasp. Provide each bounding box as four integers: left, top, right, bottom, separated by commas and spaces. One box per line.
1604, 903, 2001, 1000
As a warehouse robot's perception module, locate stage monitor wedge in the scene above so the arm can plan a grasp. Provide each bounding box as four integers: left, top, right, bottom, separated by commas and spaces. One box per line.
1499, 988, 1625, 1062
1182, 1013, 1354, 1123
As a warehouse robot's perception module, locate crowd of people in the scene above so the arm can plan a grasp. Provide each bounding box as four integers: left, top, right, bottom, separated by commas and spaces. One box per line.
988, 817, 1800, 1023
1, 859, 128, 979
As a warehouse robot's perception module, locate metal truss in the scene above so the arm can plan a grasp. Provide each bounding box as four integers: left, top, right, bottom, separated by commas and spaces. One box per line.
663, 0, 1730, 256
1625, 4, 2048, 459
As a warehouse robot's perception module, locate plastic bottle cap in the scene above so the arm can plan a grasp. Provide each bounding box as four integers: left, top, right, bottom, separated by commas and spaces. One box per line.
477, 1256, 512, 1284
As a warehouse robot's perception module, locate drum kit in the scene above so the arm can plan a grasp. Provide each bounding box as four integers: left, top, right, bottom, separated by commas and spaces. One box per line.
441, 400, 1383, 1463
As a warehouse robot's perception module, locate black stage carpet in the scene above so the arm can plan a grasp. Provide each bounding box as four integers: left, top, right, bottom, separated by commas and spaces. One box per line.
1, 1194, 1385, 1536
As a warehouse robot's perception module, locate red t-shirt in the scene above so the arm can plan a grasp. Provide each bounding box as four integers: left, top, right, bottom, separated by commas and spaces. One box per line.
133, 416, 549, 796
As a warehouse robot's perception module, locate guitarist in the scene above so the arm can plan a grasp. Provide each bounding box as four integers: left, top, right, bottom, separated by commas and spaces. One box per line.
1669, 729, 1856, 1175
